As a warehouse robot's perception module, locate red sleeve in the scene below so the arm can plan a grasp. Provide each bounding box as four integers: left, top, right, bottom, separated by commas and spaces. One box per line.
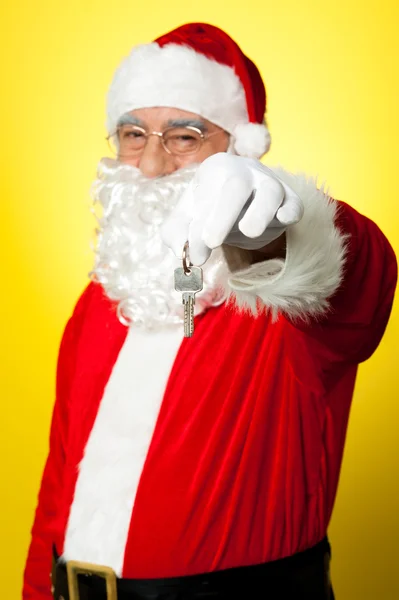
22, 283, 94, 599
305, 201, 397, 364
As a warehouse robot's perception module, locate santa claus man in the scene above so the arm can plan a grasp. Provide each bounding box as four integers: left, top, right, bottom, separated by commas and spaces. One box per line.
24, 22, 396, 600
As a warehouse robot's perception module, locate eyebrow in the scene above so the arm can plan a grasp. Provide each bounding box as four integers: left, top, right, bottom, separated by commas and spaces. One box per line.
117, 114, 145, 127
165, 118, 208, 132
116, 114, 208, 132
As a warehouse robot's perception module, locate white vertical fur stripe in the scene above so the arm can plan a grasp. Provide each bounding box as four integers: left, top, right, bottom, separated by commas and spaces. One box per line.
62, 326, 183, 574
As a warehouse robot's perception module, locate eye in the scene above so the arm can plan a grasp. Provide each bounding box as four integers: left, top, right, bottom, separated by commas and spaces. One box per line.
176, 134, 197, 141
118, 125, 146, 140
122, 130, 144, 139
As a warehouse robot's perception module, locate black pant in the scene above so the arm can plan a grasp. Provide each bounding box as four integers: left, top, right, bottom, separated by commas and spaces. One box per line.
53, 537, 335, 599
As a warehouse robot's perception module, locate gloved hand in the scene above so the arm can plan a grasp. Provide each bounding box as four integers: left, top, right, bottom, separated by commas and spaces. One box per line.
161, 153, 304, 265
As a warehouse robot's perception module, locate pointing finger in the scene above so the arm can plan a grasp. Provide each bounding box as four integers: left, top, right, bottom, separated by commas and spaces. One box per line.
238, 177, 285, 238
201, 174, 254, 248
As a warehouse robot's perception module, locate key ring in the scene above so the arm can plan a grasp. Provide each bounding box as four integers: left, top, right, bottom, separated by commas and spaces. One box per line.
182, 241, 192, 275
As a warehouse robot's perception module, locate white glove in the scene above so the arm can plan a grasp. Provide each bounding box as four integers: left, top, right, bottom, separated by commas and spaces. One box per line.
161, 153, 304, 265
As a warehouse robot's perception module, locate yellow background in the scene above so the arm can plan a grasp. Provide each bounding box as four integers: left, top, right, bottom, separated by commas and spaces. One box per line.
1, 0, 398, 598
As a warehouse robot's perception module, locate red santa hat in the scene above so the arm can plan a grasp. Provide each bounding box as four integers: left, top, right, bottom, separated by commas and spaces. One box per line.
106, 23, 271, 158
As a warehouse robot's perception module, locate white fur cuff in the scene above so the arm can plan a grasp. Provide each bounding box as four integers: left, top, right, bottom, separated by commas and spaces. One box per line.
226, 169, 347, 320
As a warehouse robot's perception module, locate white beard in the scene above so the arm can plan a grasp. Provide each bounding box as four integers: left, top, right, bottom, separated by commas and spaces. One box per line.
90, 158, 228, 329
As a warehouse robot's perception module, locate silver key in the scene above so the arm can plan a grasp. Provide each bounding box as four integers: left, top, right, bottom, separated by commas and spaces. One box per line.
174, 266, 203, 337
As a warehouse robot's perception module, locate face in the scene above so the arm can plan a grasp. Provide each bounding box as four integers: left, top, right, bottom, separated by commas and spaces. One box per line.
114, 107, 230, 178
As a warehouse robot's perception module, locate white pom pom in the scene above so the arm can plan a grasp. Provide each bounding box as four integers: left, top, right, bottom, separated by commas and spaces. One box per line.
233, 123, 271, 158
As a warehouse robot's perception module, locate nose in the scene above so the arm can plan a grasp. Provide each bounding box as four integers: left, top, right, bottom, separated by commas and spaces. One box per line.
138, 135, 175, 178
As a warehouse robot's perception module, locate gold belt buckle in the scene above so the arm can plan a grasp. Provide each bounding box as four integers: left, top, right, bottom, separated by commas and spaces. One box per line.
66, 560, 118, 600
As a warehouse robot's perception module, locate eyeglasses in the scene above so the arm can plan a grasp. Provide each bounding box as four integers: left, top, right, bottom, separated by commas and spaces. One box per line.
106, 124, 225, 158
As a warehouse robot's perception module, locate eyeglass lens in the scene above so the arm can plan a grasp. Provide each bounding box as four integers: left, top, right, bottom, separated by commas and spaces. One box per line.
108, 125, 203, 157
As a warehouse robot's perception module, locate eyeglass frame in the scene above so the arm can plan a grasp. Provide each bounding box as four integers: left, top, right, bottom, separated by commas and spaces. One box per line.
106, 124, 227, 157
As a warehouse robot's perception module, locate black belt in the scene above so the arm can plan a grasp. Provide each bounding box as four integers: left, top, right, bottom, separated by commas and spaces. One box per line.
52, 537, 334, 600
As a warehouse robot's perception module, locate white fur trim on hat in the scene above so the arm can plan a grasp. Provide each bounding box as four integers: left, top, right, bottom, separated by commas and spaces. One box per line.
107, 42, 270, 157
107, 43, 247, 135
233, 123, 271, 158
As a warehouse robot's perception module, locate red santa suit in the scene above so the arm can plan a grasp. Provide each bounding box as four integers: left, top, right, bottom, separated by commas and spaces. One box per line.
23, 160, 397, 597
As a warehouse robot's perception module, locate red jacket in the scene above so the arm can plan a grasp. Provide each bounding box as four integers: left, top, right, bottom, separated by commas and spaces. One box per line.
23, 200, 397, 597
